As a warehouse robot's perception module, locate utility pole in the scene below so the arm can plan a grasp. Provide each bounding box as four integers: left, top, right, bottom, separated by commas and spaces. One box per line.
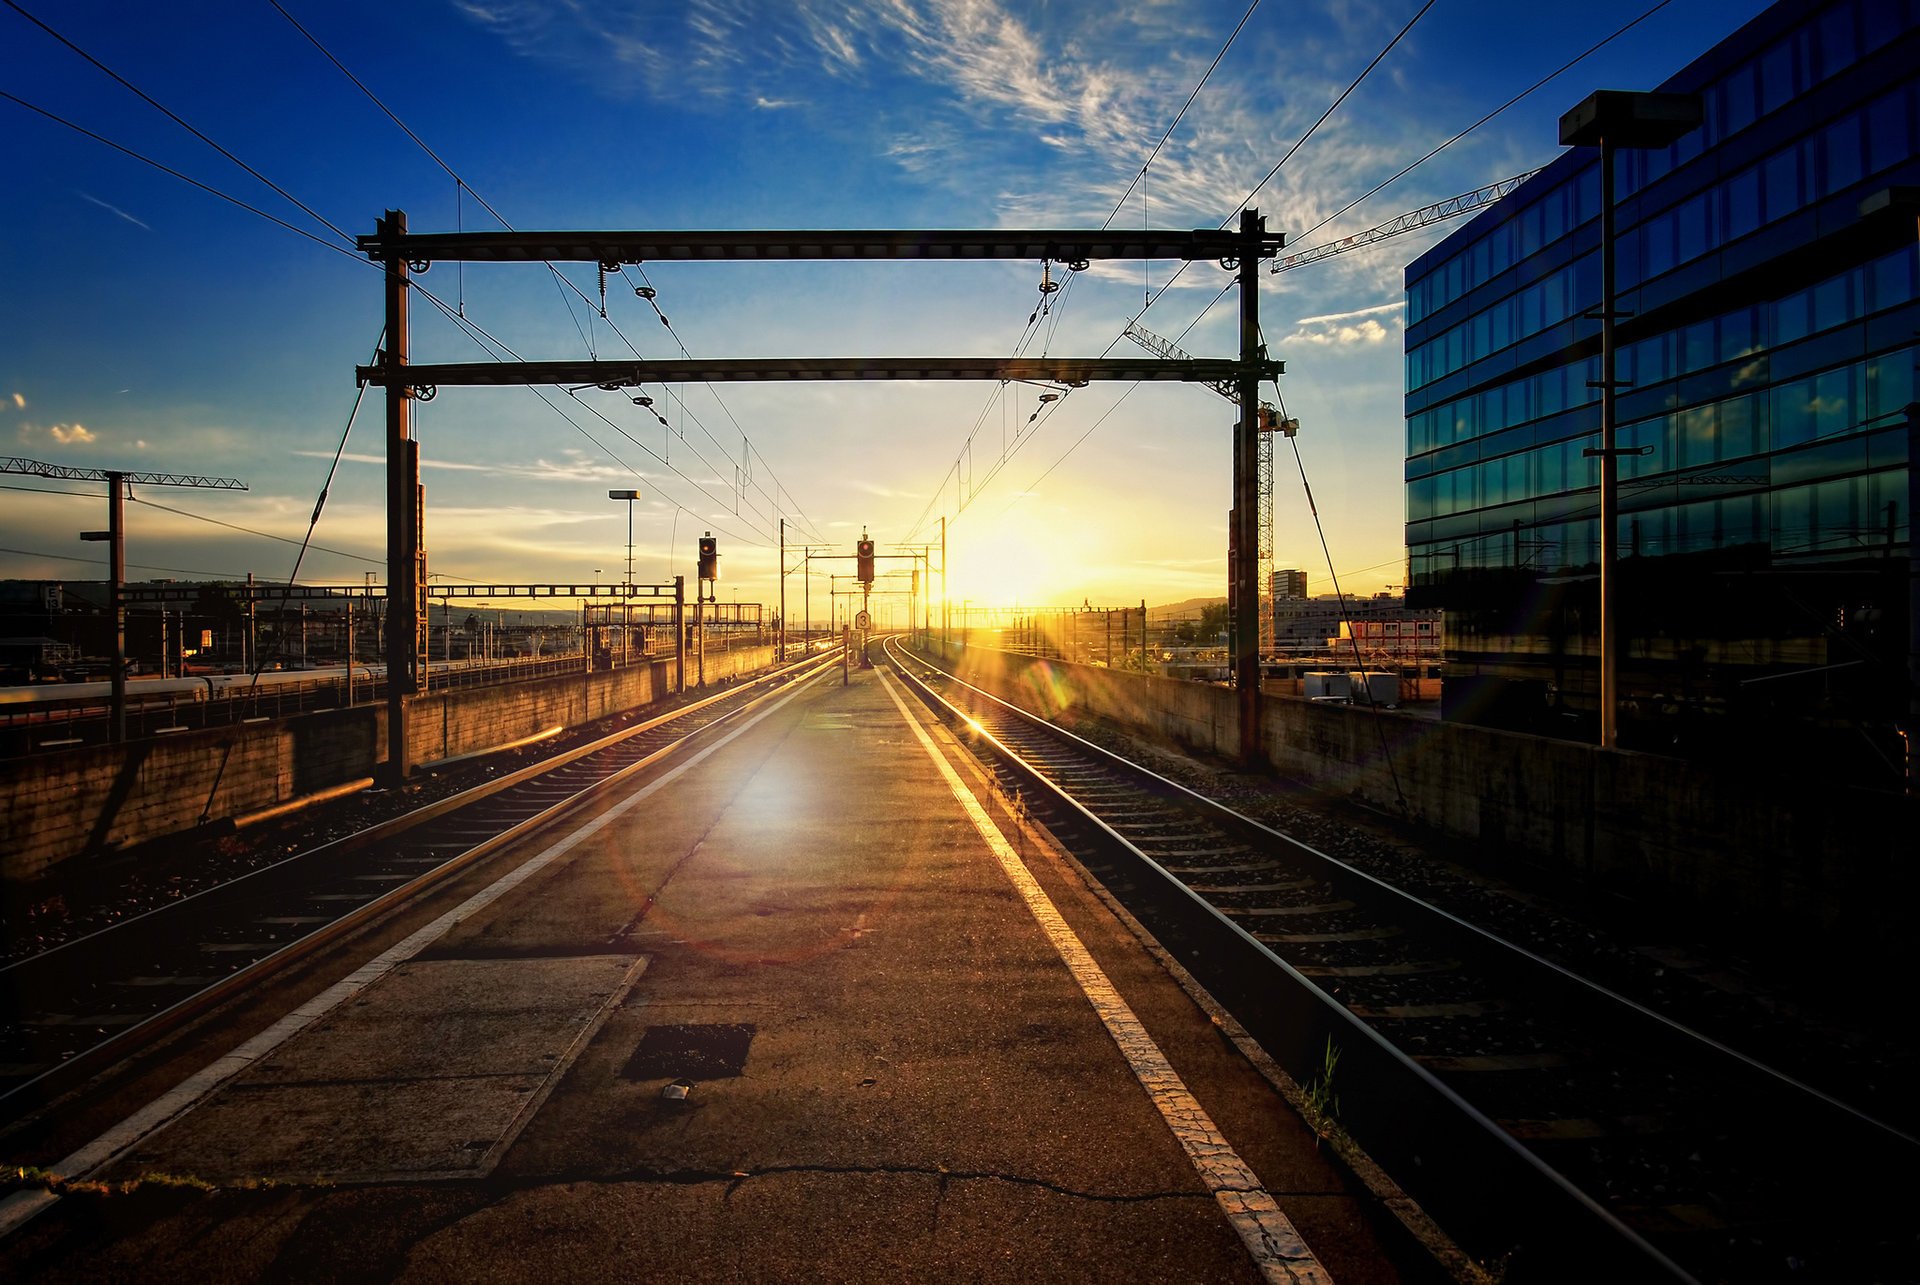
779, 517, 787, 662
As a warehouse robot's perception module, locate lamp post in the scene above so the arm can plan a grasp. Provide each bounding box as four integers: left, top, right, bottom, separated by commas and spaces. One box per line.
609, 490, 638, 586
1559, 89, 1701, 750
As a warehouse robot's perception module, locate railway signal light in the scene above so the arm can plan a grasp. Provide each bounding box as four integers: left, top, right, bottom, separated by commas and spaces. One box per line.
856, 537, 875, 585
698, 533, 719, 582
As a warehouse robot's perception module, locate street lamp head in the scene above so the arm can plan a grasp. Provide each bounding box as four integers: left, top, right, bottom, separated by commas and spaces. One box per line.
608, 489, 639, 500
1559, 90, 1702, 149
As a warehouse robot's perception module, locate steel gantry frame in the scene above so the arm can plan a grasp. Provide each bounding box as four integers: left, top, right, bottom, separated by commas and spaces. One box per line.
356, 214, 1284, 774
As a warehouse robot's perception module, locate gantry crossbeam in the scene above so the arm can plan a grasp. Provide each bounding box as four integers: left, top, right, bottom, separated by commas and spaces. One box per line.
356, 357, 1283, 389
354, 228, 1284, 266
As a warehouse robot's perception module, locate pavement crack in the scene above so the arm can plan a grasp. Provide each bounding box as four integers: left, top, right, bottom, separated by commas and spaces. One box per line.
499, 1163, 1210, 1205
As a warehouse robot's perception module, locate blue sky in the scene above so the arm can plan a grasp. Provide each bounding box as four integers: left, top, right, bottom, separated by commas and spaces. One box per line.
2, 0, 1775, 613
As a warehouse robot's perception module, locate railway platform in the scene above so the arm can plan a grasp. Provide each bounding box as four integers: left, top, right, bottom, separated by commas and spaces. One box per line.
0, 661, 1406, 1282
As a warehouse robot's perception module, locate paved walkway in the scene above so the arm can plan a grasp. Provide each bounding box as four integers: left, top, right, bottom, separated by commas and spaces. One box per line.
0, 664, 1404, 1282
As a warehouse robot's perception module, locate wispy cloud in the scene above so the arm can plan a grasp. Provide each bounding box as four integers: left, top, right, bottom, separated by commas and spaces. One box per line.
1294, 300, 1404, 326
1287, 317, 1395, 347
7, 393, 22, 410
74, 189, 151, 231
452, 0, 1444, 232
19, 421, 100, 445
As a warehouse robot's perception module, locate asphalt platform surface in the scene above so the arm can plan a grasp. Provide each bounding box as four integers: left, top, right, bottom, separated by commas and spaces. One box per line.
0, 663, 1404, 1283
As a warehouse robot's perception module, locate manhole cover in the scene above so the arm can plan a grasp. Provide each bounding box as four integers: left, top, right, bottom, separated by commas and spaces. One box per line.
622, 1023, 757, 1080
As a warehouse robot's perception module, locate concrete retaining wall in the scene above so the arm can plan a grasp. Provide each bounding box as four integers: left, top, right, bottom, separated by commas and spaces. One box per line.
2, 646, 776, 886
928, 640, 1916, 962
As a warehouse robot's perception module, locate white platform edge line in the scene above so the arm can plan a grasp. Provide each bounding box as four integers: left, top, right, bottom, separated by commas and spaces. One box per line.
875, 668, 1332, 1285
0, 669, 829, 1242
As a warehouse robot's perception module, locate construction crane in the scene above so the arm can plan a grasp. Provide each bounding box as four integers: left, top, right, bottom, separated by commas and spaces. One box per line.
1120, 325, 1295, 654
1270, 170, 1541, 273
2, 456, 245, 741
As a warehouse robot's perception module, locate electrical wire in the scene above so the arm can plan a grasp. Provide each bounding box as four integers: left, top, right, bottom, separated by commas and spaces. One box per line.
1101, 0, 1264, 228
5, 0, 354, 245
0, 91, 366, 266
0, 543, 252, 580
129, 496, 383, 566
267, 1, 824, 549
905, 0, 1272, 543
1290, 0, 1677, 251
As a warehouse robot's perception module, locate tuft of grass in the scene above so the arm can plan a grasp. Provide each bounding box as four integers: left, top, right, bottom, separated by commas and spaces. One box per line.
1301, 1037, 1342, 1141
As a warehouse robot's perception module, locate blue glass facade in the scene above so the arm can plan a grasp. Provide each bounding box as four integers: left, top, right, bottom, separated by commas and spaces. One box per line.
1403, 0, 1918, 775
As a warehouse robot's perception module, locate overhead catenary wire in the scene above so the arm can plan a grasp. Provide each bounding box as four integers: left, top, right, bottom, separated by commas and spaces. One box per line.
1, 53, 748, 573
0, 91, 366, 266
406, 280, 771, 549
1287, 0, 1678, 252
5, 0, 355, 246
267, 0, 826, 549
1004, 0, 1677, 541
918, 0, 1436, 539
905, 0, 1272, 543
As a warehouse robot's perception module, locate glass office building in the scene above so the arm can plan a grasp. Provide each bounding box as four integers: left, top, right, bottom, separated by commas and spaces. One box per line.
1403, 0, 1918, 782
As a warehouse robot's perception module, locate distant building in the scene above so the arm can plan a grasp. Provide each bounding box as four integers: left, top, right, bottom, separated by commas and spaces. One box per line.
1273, 591, 1441, 657
1270, 569, 1308, 600
1403, 0, 1917, 784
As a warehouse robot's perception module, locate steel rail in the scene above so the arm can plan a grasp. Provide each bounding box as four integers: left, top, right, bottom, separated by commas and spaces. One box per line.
0, 651, 839, 1125
882, 636, 1917, 1282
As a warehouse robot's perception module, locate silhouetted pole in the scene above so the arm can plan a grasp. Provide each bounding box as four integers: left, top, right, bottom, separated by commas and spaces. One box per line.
1909, 398, 1919, 793
674, 575, 685, 693
1234, 209, 1265, 763
107, 471, 126, 742
379, 209, 417, 783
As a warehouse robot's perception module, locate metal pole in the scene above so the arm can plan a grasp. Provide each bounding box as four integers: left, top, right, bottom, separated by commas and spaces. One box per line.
380, 209, 415, 784
941, 515, 948, 654
107, 471, 126, 743
1598, 139, 1621, 750
1234, 209, 1265, 764
1907, 398, 1919, 792
674, 575, 686, 693
779, 518, 787, 662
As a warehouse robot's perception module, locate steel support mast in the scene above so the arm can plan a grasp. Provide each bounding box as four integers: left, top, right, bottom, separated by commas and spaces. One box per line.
377, 210, 422, 784
1234, 211, 1267, 763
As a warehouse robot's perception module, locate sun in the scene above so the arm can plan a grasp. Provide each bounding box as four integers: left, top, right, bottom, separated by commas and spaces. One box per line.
944, 507, 1065, 607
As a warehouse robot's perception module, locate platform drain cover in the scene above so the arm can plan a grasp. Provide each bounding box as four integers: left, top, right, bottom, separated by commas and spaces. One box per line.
623, 1023, 757, 1081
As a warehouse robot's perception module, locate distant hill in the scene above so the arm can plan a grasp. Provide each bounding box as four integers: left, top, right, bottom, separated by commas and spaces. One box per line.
1149, 596, 1226, 622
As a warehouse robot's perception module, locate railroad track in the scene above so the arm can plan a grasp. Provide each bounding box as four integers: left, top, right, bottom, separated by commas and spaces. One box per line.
884, 637, 1917, 1284
0, 651, 838, 1124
